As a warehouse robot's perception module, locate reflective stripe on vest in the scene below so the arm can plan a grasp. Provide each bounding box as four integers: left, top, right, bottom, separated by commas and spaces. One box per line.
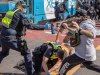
49, 42, 61, 50
44, 42, 63, 60
2, 9, 20, 28
44, 42, 61, 60
50, 54, 58, 60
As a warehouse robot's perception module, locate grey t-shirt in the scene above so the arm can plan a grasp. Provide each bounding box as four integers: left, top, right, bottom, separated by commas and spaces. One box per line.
75, 19, 96, 61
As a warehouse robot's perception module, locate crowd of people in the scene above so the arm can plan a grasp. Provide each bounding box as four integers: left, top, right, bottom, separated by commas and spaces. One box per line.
0, 0, 100, 75
54, 0, 100, 21
77, 0, 100, 20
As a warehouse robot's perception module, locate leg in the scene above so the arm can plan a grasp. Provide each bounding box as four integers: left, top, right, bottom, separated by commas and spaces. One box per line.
83, 61, 100, 73
17, 40, 34, 75
0, 38, 10, 63
23, 50, 35, 75
7, 39, 34, 75
59, 54, 85, 75
0, 45, 10, 63
32, 54, 42, 75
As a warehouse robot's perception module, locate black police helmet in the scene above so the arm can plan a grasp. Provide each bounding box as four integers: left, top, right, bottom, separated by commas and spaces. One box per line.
15, 0, 26, 7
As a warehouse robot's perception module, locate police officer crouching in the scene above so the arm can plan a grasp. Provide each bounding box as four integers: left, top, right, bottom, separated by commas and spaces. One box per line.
0, 0, 34, 75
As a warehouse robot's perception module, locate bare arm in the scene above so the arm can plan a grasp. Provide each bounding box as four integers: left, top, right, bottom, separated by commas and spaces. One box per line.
42, 56, 49, 74
79, 29, 94, 38
63, 22, 94, 38
55, 27, 64, 42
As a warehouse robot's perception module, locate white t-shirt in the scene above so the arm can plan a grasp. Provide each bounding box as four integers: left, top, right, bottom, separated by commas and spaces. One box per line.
75, 19, 96, 61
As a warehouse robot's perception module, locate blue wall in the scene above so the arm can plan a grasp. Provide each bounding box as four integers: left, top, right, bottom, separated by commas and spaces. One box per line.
0, 2, 16, 13
34, 0, 46, 24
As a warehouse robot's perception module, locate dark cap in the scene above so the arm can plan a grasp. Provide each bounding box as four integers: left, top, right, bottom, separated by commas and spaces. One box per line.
76, 9, 88, 17
16, 0, 26, 7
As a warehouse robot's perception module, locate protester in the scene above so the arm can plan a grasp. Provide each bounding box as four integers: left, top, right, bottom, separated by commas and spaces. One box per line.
54, 1, 60, 21
58, 9, 100, 75
59, 1, 70, 20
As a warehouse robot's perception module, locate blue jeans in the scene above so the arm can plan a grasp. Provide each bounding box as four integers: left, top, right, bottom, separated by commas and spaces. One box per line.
0, 28, 34, 75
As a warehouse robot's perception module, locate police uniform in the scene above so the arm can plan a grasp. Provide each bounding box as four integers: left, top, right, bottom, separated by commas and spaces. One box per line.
32, 42, 64, 75
0, 1, 34, 75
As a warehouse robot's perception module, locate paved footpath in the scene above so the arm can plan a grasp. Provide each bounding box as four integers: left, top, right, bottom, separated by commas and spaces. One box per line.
0, 29, 100, 75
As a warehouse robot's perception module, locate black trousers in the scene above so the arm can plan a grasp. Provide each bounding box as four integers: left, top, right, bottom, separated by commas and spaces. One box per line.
59, 54, 100, 75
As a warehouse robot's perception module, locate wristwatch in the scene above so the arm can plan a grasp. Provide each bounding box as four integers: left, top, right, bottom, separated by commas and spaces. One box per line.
78, 28, 82, 35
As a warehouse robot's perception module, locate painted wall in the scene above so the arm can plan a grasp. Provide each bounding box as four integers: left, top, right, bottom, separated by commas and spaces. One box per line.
33, 0, 76, 24
0, 0, 76, 24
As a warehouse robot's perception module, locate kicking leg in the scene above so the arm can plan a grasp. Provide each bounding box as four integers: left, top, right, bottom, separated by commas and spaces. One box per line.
59, 54, 85, 75
83, 61, 100, 73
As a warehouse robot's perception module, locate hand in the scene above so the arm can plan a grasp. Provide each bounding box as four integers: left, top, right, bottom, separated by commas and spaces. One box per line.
72, 21, 80, 30
61, 23, 68, 29
55, 39, 60, 44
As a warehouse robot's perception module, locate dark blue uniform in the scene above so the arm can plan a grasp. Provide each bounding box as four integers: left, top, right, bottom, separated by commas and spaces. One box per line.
0, 9, 34, 75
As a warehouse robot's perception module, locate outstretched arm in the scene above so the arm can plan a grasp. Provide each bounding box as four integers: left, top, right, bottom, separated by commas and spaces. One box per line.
55, 25, 64, 42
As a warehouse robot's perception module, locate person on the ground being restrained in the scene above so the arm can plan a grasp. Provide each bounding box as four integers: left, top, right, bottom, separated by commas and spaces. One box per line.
58, 9, 100, 75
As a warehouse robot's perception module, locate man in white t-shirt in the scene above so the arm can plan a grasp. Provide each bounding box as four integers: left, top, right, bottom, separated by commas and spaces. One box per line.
58, 9, 100, 75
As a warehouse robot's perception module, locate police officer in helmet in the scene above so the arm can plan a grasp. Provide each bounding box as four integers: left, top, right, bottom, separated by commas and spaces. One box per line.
0, 0, 34, 75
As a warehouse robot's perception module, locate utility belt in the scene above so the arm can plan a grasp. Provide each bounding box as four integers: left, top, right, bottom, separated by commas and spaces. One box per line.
1, 35, 16, 40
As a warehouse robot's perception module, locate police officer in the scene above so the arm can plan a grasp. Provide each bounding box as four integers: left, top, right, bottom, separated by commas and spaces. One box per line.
14, 42, 67, 75
0, 0, 34, 75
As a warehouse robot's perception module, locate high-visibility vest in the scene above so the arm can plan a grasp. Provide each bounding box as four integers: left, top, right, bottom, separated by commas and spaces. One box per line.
44, 42, 62, 60
49, 42, 61, 50
2, 9, 20, 28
